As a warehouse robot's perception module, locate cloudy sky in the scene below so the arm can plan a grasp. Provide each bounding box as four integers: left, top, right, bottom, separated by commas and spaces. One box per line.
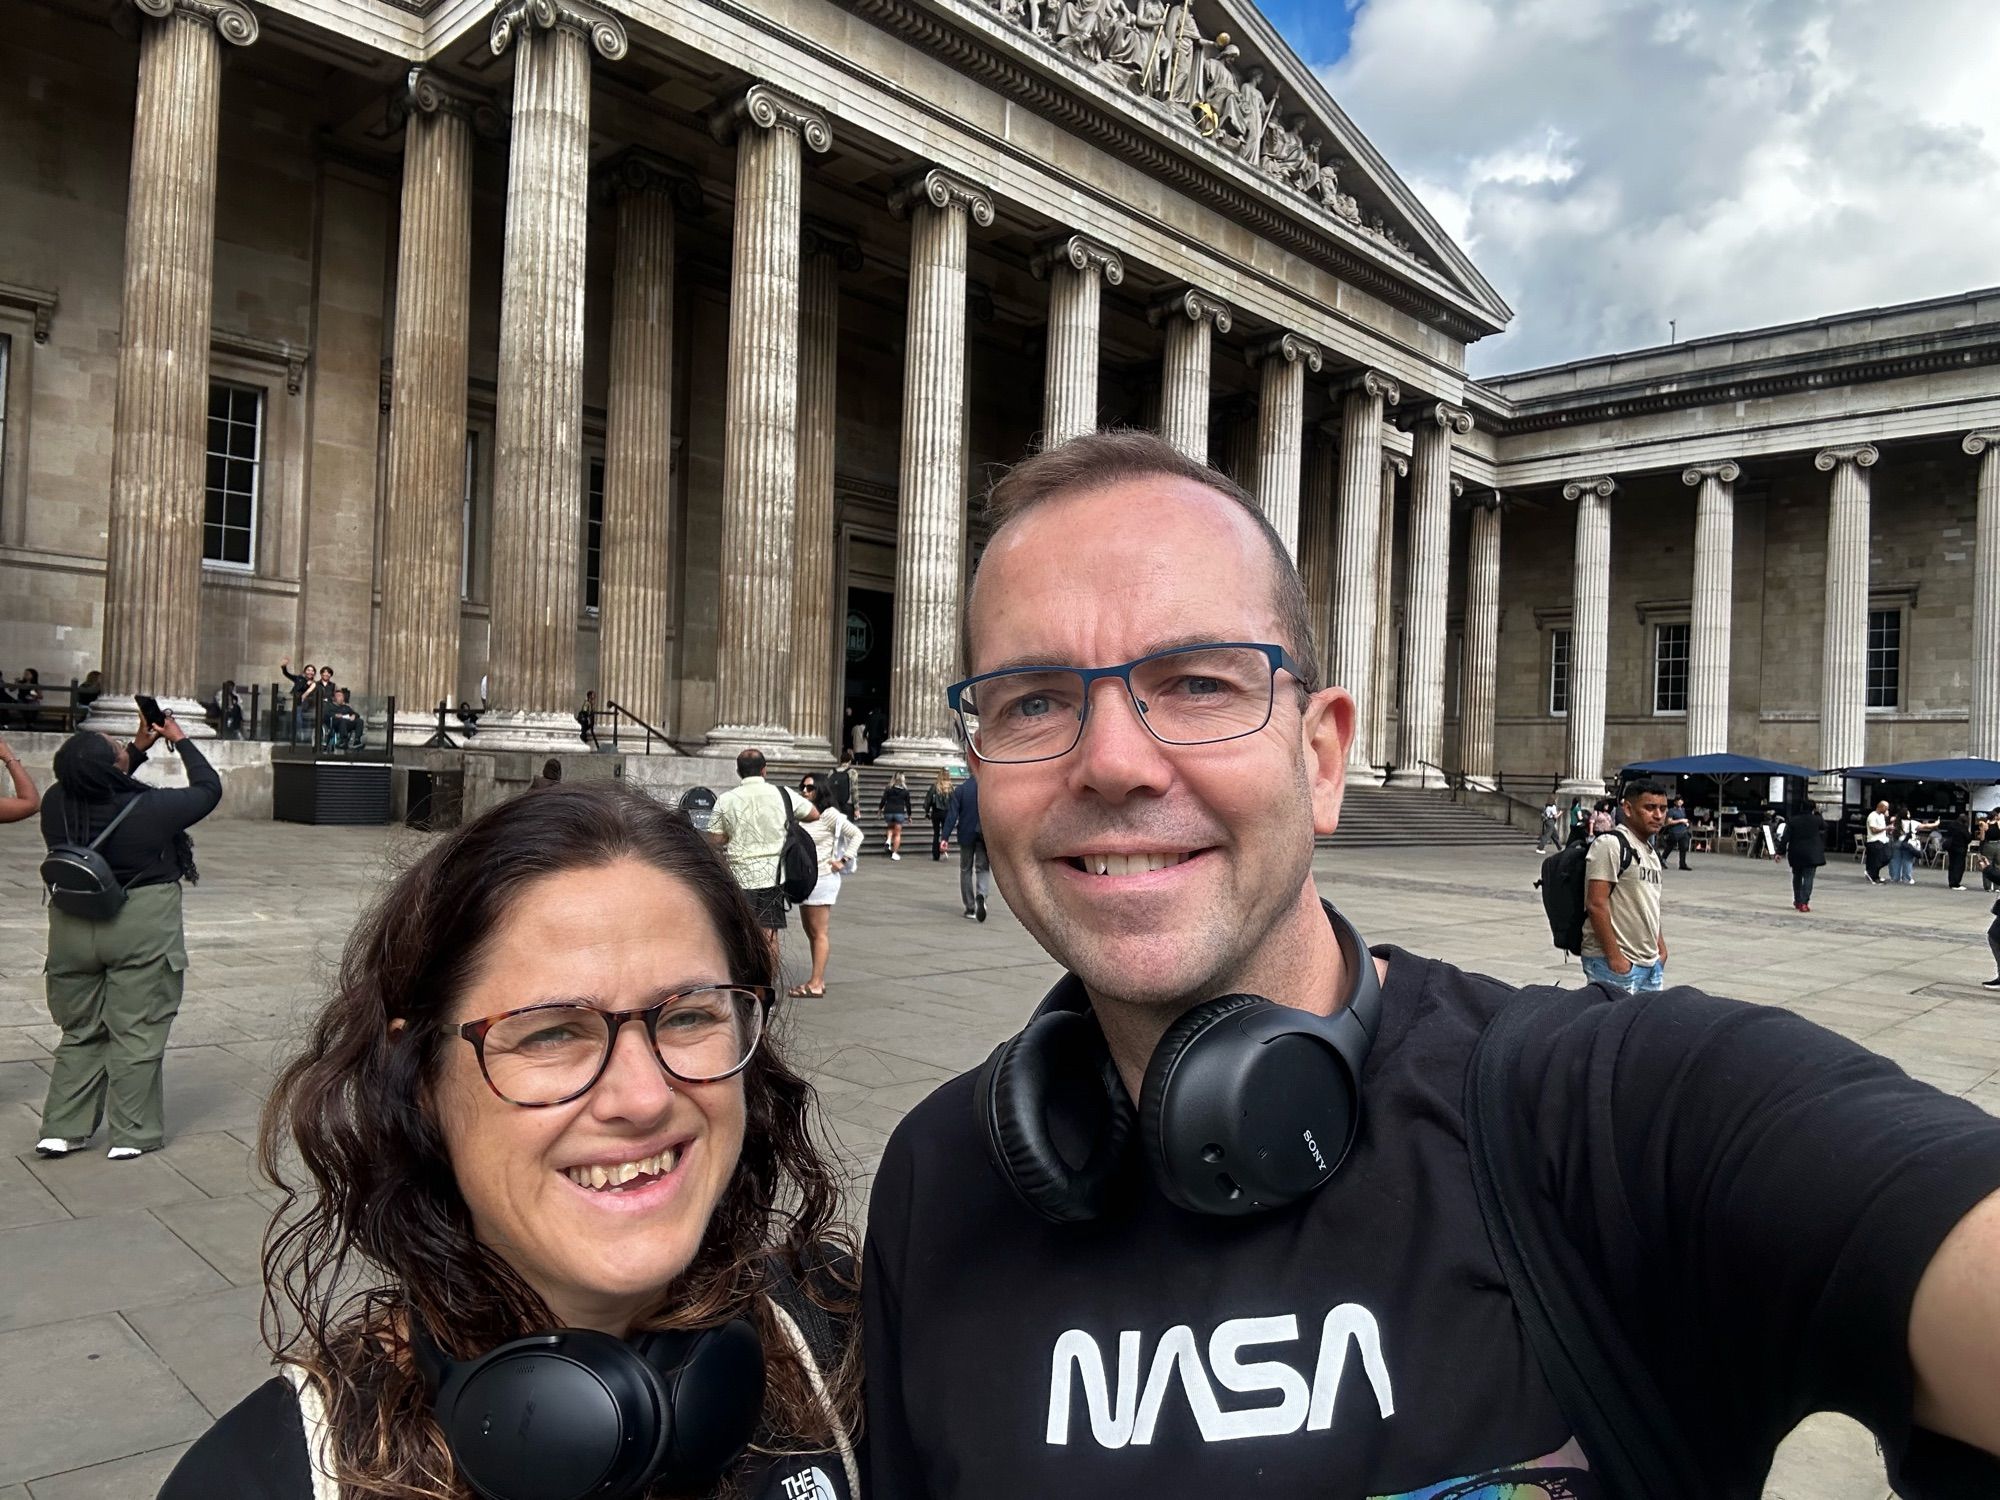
1256, 0, 2000, 375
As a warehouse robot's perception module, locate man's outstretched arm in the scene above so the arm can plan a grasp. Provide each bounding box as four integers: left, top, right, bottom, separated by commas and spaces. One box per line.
1910, 1186, 2000, 1454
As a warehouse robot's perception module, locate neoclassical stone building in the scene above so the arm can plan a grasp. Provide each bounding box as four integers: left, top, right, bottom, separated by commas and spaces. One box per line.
1, 0, 1995, 803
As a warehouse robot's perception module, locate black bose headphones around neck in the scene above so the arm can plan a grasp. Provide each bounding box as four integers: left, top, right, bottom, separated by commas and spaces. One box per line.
974, 899, 1383, 1221
409, 1314, 765, 1500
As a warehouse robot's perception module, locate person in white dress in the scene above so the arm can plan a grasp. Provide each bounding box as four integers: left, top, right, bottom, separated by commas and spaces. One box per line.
793, 774, 863, 998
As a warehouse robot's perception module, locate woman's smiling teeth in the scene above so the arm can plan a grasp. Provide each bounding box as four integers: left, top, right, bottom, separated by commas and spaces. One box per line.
1069, 851, 1193, 876
564, 1147, 679, 1192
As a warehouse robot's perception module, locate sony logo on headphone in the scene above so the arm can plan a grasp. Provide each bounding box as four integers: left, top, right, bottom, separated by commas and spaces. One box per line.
1303, 1128, 1326, 1171
1046, 1306, 1394, 1448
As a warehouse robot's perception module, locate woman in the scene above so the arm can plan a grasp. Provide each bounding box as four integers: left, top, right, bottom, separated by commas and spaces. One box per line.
878, 771, 912, 860
1891, 805, 1934, 885
161, 783, 860, 1499
1783, 801, 1827, 912
925, 770, 953, 861
792, 775, 862, 999
1941, 810, 1975, 892
36, 712, 220, 1159
1980, 816, 2000, 893
0, 735, 41, 823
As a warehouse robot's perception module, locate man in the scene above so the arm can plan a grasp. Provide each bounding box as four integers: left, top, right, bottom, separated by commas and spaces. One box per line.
706, 748, 817, 963
323, 688, 365, 751
577, 689, 599, 749
1581, 780, 1668, 994
826, 749, 859, 824
939, 771, 988, 922
1536, 796, 1558, 853
863, 432, 2000, 1497
1663, 796, 1692, 870
1867, 797, 1894, 885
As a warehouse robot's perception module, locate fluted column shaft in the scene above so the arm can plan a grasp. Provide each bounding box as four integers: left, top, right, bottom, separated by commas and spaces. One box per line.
1037, 236, 1121, 446
379, 78, 476, 738
1968, 433, 2000, 760
1152, 290, 1230, 461
1298, 436, 1337, 666
95, 1, 255, 731
1561, 478, 1616, 796
1330, 374, 1399, 782
1815, 446, 1878, 801
596, 172, 676, 739
707, 95, 825, 750
1369, 453, 1405, 770
485, 6, 620, 743
1682, 461, 1740, 756
1461, 499, 1502, 788
883, 170, 993, 763
1253, 334, 1321, 560
1390, 405, 1471, 787
787, 235, 848, 753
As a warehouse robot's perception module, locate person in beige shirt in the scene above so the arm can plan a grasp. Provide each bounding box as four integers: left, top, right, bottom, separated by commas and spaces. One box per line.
1581, 778, 1669, 994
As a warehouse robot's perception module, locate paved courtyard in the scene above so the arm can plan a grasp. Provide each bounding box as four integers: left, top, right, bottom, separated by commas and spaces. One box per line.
1, 817, 1996, 1497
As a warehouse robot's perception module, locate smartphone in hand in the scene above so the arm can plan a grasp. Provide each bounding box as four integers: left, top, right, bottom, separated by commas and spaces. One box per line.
134, 694, 167, 727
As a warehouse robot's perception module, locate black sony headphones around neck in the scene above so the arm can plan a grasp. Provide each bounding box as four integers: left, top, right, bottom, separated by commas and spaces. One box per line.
974, 899, 1382, 1221
409, 1314, 765, 1500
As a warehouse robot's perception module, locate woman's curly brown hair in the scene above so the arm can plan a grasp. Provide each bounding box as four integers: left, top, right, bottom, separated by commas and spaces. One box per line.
257, 781, 858, 1497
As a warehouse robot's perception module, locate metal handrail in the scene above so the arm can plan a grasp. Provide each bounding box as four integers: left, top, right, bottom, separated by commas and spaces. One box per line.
604, 700, 670, 755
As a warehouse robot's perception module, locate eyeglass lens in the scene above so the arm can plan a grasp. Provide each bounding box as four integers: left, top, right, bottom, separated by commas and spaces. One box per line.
478, 988, 763, 1104
961, 645, 1278, 762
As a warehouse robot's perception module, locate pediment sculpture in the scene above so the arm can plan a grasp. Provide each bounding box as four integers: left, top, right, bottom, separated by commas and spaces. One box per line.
977, 0, 1423, 267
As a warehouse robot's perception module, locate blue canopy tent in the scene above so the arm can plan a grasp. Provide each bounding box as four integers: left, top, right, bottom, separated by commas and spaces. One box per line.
1836, 757, 2000, 784
1621, 753, 1817, 780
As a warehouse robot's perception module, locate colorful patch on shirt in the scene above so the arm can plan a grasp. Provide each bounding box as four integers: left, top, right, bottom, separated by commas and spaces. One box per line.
759, 1459, 845, 1500
1372, 1437, 1595, 1500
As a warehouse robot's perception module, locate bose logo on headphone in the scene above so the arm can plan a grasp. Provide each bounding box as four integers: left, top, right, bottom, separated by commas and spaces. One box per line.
1303, 1129, 1326, 1172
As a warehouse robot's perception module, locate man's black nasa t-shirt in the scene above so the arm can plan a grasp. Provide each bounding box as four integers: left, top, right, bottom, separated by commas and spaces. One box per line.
863, 949, 2000, 1498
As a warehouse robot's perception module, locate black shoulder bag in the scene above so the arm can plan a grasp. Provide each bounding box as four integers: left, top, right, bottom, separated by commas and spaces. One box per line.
1465, 987, 1710, 1498
775, 786, 819, 905
41, 793, 145, 921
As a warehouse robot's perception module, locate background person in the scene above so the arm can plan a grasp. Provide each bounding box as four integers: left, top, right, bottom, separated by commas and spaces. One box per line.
1582, 779, 1670, 994
159, 783, 860, 1499
0, 735, 41, 822
35, 712, 220, 1160
925, 770, 952, 861
1866, 798, 1893, 884
825, 749, 859, 823
708, 749, 818, 968
878, 771, 912, 859
940, 770, 988, 922
1980, 815, 2000, 892
1536, 796, 1558, 853
1942, 810, 1975, 892
793, 774, 863, 999
1782, 800, 1829, 912
323, 688, 365, 751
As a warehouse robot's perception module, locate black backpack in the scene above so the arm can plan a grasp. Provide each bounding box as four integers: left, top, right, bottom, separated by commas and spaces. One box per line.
41, 794, 144, 921
1536, 831, 1636, 956
775, 785, 819, 905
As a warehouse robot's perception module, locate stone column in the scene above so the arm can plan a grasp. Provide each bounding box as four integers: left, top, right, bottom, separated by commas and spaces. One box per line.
89, 0, 259, 734
1369, 452, 1406, 770
1559, 477, 1616, 798
702, 86, 832, 753
788, 227, 860, 755
1149, 288, 1231, 461
1814, 445, 1878, 803
1297, 434, 1337, 668
1680, 460, 1741, 757
481, 0, 627, 747
1251, 333, 1322, 559
377, 70, 483, 743
1461, 495, 1502, 790
1968, 432, 2000, 761
1390, 403, 1473, 787
880, 168, 995, 765
1329, 372, 1400, 782
596, 154, 690, 744
1033, 235, 1123, 447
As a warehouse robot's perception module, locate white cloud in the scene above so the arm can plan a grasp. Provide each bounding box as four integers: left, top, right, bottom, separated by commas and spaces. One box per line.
1318, 0, 2000, 373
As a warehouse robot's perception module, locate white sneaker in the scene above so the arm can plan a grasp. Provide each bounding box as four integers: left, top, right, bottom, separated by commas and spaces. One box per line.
891, 852, 901, 861
1983, 977, 2000, 990
106, 1146, 147, 1161
34, 1136, 91, 1158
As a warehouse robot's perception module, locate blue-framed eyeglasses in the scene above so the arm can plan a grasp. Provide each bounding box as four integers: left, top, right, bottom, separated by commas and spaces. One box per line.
945, 642, 1305, 765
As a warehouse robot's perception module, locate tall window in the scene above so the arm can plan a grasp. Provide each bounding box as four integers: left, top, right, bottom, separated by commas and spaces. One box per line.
1548, 628, 1571, 717
203, 381, 262, 569
584, 458, 604, 613
0, 335, 11, 482
1866, 608, 1902, 709
1653, 622, 1690, 714
461, 432, 477, 600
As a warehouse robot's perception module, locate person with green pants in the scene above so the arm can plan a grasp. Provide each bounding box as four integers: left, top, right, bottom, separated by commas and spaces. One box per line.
35, 710, 221, 1159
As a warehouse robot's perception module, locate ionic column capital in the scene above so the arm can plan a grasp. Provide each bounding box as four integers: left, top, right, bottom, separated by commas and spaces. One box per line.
1562, 475, 1617, 501
1814, 444, 1879, 472
802, 221, 864, 271
708, 83, 833, 152
390, 66, 499, 135
1448, 477, 1465, 498
1406, 400, 1473, 435
1250, 331, 1324, 373
1381, 453, 1408, 479
132, 0, 258, 44
1147, 286, 1232, 334
1345, 369, 1401, 407
1469, 487, 1505, 512
1031, 234, 1125, 286
1681, 460, 1741, 486
596, 148, 705, 214
889, 167, 995, 225
1963, 430, 2000, 457
490, 0, 626, 59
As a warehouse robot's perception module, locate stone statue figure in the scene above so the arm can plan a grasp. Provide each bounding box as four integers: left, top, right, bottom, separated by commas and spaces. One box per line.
1053, 0, 1106, 63
1103, 0, 1164, 76
1261, 111, 1310, 182
1293, 136, 1325, 194
1126, 0, 1173, 92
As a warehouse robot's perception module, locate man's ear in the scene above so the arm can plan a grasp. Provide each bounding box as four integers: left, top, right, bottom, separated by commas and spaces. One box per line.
1302, 686, 1356, 836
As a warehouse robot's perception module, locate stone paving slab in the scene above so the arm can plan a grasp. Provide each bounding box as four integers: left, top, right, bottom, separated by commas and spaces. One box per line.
2, 821, 1994, 1494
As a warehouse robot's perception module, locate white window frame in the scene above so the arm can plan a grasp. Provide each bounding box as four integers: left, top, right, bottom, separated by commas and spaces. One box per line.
1652, 621, 1690, 717
1548, 627, 1572, 718
202, 379, 263, 574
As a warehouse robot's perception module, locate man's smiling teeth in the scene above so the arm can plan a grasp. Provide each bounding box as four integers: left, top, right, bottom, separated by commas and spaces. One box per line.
1073, 851, 1192, 876
563, 1147, 679, 1191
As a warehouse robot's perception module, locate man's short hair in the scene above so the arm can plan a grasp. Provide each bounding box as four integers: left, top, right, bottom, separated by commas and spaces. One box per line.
1622, 776, 1672, 804
967, 431, 1321, 691
735, 749, 766, 779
